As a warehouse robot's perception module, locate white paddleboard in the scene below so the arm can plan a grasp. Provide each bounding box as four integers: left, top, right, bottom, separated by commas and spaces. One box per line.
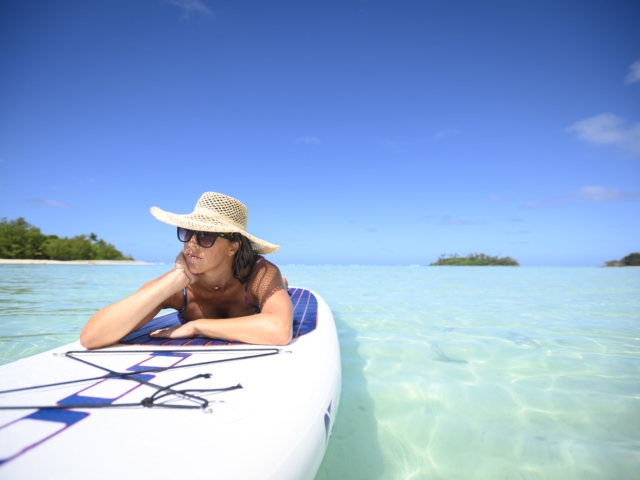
0, 288, 341, 480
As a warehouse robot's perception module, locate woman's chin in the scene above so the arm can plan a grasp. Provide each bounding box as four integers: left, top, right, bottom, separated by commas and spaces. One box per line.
187, 263, 206, 274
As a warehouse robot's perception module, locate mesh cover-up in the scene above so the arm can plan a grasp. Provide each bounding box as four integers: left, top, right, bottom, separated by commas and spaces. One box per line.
248, 258, 286, 308
120, 288, 318, 346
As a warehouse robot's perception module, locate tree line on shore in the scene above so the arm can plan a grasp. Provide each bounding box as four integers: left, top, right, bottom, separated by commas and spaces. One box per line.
0, 217, 133, 261
604, 253, 640, 267
430, 253, 519, 266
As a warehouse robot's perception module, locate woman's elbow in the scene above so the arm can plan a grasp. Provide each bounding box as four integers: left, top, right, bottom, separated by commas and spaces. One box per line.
79, 329, 102, 350
272, 329, 293, 346
79, 321, 111, 350
79, 335, 94, 350
270, 317, 293, 346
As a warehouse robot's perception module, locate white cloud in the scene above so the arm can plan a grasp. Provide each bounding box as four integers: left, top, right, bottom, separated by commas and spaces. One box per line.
27, 199, 75, 208
297, 136, 321, 145
567, 113, 640, 155
574, 185, 640, 202
167, 0, 214, 18
524, 186, 640, 208
434, 129, 460, 139
625, 60, 640, 85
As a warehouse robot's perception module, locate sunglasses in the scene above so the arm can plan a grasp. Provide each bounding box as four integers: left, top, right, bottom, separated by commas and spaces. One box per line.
177, 227, 233, 248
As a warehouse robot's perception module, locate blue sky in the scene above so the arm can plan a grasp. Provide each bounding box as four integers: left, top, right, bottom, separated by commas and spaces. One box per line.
1, 0, 639, 266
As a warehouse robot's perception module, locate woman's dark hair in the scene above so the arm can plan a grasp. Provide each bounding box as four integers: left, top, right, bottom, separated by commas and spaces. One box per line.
229, 232, 256, 283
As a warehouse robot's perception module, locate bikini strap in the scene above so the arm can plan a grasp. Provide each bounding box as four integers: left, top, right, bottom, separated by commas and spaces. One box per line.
179, 287, 188, 313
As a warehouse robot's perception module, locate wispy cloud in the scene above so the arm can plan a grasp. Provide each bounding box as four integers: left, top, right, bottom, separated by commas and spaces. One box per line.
574, 185, 640, 202
440, 216, 485, 225
567, 113, 640, 155
434, 129, 460, 139
485, 194, 512, 202
27, 199, 75, 208
523, 196, 572, 208
167, 0, 214, 19
625, 60, 640, 85
296, 136, 321, 145
524, 186, 640, 208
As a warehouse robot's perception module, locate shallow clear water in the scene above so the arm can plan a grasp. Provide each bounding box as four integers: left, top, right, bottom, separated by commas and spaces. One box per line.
1, 265, 639, 479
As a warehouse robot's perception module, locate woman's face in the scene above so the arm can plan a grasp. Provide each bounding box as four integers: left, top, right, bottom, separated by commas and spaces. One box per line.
182, 234, 237, 274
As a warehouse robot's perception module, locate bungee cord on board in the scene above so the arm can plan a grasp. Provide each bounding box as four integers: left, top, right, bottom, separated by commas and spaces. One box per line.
0, 347, 285, 411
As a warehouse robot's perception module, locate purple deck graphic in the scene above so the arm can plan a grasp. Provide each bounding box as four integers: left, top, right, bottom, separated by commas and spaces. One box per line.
0, 352, 190, 466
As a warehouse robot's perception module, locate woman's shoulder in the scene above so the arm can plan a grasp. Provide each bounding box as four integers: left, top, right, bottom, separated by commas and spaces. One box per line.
254, 255, 280, 270
250, 256, 283, 283
248, 256, 285, 305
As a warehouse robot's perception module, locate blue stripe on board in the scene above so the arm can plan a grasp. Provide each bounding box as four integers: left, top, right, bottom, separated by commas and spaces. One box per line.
292, 288, 318, 337
324, 412, 331, 442
144, 314, 177, 329
120, 311, 181, 343
120, 288, 318, 346
56, 374, 155, 406
161, 339, 191, 346
125, 352, 191, 371
26, 409, 89, 425
140, 338, 174, 346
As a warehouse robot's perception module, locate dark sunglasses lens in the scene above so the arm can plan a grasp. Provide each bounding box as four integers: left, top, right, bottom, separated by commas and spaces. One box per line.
177, 227, 193, 243
197, 232, 217, 248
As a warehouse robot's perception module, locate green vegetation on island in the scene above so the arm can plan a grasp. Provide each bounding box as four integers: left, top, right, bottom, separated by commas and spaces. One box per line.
431, 253, 519, 266
0, 217, 133, 261
604, 252, 640, 267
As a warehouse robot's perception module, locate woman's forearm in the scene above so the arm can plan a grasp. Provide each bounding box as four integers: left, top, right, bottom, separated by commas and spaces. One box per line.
192, 312, 293, 346
193, 289, 293, 345
80, 269, 189, 349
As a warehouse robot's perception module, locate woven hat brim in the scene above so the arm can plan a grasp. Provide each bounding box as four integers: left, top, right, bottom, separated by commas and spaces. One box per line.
150, 207, 280, 254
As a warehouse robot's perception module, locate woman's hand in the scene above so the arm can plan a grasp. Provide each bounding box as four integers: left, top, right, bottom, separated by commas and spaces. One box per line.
175, 251, 198, 285
150, 322, 198, 339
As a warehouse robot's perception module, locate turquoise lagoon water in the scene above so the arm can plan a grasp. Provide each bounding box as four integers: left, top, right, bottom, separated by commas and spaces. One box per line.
1, 265, 639, 479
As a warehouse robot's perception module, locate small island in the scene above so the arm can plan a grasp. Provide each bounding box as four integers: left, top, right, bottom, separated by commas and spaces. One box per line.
430, 253, 519, 266
604, 252, 640, 267
0, 217, 133, 261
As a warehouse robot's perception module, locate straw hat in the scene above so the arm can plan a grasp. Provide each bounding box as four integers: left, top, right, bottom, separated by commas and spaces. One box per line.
150, 192, 280, 254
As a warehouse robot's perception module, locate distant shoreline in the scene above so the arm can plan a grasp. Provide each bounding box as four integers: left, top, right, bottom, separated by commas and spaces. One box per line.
0, 259, 157, 265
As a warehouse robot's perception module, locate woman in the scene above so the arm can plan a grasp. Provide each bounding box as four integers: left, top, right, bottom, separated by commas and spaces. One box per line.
80, 192, 293, 349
